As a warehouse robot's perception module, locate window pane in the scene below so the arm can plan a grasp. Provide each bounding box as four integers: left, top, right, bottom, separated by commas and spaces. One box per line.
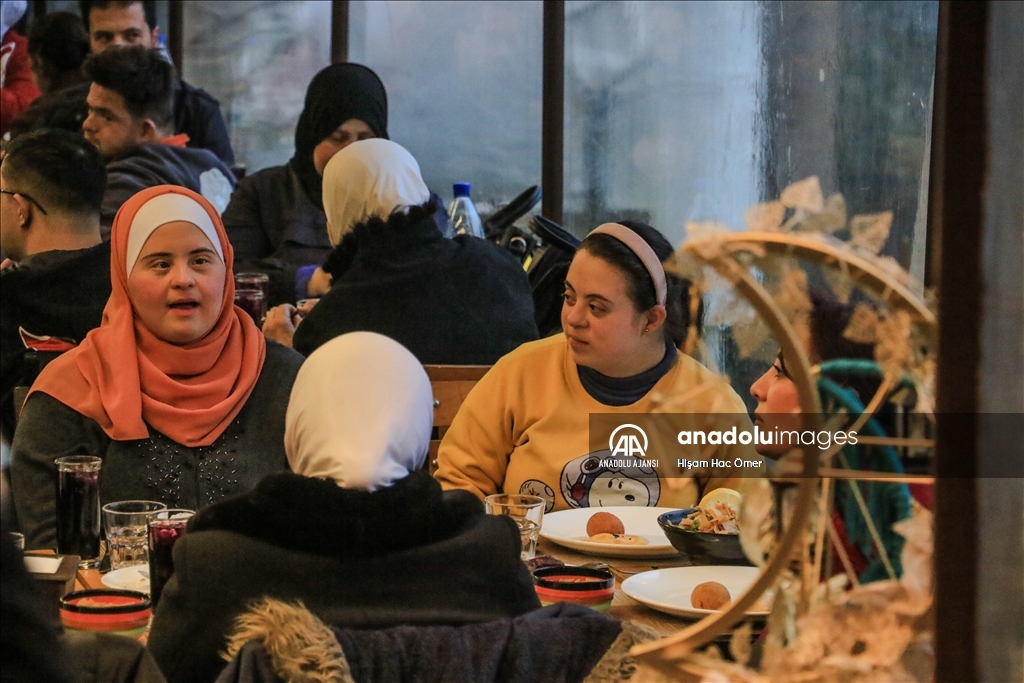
181, 1, 332, 172
564, 0, 938, 268
349, 1, 543, 212
565, 1, 765, 243
759, 0, 939, 274
565, 0, 938, 401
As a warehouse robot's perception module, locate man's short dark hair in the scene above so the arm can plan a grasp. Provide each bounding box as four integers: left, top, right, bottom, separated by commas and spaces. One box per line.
28, 12, 91, 82
82, 45, 177, 129
2, 129, 108, 215
79, 1, 157, 31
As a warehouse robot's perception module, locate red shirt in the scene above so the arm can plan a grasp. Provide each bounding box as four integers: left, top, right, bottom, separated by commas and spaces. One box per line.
0, 29, 41, 135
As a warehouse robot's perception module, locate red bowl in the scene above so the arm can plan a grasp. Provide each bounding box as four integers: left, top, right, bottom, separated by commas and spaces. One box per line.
60, 589, 151, 636
532, 566, 615, 612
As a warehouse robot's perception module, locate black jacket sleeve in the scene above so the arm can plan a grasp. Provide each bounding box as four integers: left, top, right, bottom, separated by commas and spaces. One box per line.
175, 80, 235, 166
222, 168, 302, 306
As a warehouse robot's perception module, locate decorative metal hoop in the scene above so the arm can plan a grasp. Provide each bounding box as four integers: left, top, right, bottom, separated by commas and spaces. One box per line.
633, 231, 936, 679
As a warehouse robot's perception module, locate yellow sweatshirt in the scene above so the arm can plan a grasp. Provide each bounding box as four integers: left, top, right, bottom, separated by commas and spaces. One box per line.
436, 334, 761, 512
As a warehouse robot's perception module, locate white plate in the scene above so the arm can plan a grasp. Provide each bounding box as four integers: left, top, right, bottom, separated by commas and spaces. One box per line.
101, 566, 150, 594
540, 506, 681, 558
621, 565, 769, 619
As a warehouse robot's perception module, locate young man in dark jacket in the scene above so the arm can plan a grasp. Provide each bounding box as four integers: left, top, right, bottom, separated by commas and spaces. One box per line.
0, 129, 112, 443
79, 0, 234, 166
81, 45, 235, 235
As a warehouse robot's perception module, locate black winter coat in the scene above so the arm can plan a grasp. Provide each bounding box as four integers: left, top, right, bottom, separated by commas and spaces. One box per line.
221, 163, 332, 307
174, 79, 235, 166
147, 470, 541, 683
292, 201, 539, 363
102, 142, 236, 236
0, 244, 111, 441
221, 165, 451, 307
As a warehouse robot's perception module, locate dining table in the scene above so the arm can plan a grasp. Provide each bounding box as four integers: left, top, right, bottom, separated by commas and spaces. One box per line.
49, 539, 754, 680
538, 537, 763, 682
75, 543, 704, 631
537, 536, 699, 637
76, 564, 107, 590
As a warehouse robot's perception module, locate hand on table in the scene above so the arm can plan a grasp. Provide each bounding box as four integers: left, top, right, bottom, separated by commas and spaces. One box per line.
262, 305, 298, 347
295, 297, 319, 318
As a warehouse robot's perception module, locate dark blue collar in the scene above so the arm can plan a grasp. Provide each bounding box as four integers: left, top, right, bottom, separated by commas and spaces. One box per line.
577, 340, 677, 407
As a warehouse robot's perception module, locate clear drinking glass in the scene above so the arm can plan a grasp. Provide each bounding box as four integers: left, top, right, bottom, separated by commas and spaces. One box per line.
484, 493, 545, 560
55, 456, 103, 568
102, 501, 167, 570
147, 509, 195, 606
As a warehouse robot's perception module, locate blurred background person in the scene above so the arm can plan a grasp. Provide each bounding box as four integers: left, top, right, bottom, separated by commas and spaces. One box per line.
8, 12, 91, 138
436, 221, 754, 512
264, 138, 538, 365
148, 332, 539, 683
11, 185, 302, 550
81, 45, 235, 233
0, 1, 40, 136
79, 0, 233, 165
0, 129, 110, 445
222, 63, 387, 306
749, 287, 914, 582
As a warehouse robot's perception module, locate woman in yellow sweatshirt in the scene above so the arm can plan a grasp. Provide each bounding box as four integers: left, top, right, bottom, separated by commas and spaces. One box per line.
435, 220, 760, 512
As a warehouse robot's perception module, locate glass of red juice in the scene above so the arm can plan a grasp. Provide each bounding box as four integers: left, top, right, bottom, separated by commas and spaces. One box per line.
234, 288, 266, 325
147, 509, 194, 606
234, 273, 269, 300
54, 456, 103, 568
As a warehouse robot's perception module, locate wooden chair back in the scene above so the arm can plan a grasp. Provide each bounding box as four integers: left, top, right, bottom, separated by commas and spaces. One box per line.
424, 365, 490, 473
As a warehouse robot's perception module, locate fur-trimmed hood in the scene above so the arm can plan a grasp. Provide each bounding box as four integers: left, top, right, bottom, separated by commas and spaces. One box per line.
217, 598, 658, 683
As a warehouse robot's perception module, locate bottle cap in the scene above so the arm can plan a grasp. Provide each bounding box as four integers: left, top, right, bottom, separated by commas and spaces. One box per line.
453, 182, 471, 197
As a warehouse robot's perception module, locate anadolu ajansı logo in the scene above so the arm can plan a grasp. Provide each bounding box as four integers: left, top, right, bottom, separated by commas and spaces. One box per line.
609, 423, 648, 459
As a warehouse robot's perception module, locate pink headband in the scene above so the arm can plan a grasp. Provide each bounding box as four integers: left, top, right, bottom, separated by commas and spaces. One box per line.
587, 223, 668, 306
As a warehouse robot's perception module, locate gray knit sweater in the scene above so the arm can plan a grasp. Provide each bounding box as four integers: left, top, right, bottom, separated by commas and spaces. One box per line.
10, 341, 303, 550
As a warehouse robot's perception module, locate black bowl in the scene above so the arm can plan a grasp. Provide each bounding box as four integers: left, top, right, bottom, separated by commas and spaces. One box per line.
657, 509, 753, 566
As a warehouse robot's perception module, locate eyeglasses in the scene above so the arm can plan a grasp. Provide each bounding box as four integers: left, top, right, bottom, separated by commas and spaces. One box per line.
0, 189, 48, 215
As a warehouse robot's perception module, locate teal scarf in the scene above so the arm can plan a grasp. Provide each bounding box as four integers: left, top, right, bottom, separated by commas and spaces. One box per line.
817, 364, 913, 582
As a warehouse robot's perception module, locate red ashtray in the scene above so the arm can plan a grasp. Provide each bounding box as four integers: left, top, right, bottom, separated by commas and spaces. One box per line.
532, 566, 615, 612
60, 589, 152, 636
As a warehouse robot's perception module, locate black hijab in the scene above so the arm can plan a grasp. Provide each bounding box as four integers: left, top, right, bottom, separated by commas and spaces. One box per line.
291, 63, 389, 209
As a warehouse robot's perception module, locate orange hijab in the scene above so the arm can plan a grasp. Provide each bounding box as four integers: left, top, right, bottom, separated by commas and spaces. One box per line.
30, 186, 266, 447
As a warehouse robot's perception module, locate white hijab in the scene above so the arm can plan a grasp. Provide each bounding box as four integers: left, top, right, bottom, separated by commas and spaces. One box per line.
322, 138, 430, 245
284, 332, 433, 491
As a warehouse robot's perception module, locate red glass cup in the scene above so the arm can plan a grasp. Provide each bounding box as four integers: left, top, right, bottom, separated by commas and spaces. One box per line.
234, 273, 269, 300
234, 288, 266, 325
55, 456, 103, 568
147, 509, 194, 606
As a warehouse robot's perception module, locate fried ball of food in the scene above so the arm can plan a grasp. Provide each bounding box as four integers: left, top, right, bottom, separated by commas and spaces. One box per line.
587, 533, 649, 545
691, 581, 731, 610
586, 511, 625, 537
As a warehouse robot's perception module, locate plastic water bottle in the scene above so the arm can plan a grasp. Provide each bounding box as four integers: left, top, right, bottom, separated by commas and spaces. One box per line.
445, 182, 485, 239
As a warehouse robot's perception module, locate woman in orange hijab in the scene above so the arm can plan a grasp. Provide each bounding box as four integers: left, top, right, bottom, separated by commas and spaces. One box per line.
12, 186, 304, 550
